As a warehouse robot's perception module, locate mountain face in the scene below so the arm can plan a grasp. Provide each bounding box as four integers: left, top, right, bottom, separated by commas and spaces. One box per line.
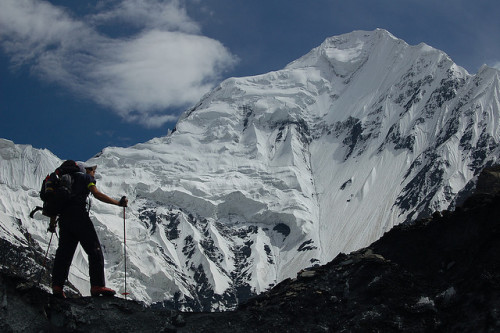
1, 29, 499, 310
1, 170, 499, 332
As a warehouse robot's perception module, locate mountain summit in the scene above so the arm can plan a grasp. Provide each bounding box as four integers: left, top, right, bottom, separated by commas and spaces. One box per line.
1, 29, 499, 310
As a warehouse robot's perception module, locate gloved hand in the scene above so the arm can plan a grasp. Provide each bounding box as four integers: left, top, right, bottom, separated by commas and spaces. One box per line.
119, 196, 128, 207
48, 217, 57, 233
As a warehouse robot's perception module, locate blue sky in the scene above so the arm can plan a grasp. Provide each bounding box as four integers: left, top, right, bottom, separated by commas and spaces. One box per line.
1, 0, 499, 161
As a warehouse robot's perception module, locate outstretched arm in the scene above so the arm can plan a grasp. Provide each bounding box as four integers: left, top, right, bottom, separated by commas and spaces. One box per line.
89, 185, 128, 206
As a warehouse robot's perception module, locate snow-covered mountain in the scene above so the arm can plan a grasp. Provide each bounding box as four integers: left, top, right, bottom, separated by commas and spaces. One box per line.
1, 29, 499, 310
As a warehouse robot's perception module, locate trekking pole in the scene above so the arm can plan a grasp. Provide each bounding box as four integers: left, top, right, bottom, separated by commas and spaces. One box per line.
37, 230, 55, 286
122, 206, 130, 299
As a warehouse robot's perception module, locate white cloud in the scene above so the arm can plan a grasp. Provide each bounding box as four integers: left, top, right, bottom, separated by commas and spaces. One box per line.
0, 0, 237, 128
492, 62, 500, 71
91, 0, 200, 33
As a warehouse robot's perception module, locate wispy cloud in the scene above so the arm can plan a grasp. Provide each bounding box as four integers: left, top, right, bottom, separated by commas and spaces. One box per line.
90, 0, 201, 33
492, 62, 500, 71
0, 0, 237, 127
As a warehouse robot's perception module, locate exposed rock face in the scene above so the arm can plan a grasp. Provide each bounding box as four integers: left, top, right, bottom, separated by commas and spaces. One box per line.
182, 190, 500, 332
1, 167, 499, 332
475, 164, 500, 195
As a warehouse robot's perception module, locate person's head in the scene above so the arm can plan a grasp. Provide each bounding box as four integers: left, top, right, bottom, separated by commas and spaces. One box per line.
77, 161, 97, 175
85, 165, 97, 175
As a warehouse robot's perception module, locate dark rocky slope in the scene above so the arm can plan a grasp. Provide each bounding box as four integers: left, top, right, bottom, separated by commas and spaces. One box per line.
1, 166, 499, 332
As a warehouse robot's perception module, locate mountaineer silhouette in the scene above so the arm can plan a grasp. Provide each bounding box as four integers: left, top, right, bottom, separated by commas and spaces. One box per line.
50, 161, 128, 298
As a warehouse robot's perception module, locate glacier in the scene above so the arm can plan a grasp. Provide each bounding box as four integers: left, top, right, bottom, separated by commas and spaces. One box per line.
1, 29, 499, 310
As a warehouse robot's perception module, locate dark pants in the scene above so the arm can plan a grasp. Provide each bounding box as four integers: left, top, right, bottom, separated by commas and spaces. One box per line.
52, 206, 105, 288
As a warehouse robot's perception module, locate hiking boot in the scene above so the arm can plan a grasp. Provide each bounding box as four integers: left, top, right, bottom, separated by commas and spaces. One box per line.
52, 285, 66, 299
90, 286, 116, 297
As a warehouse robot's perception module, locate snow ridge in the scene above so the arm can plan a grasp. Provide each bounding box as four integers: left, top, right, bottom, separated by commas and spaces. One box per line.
1, 29, 499, 310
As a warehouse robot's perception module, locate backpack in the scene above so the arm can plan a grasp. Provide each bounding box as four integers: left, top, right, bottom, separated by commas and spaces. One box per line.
37, 160, 81, 218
